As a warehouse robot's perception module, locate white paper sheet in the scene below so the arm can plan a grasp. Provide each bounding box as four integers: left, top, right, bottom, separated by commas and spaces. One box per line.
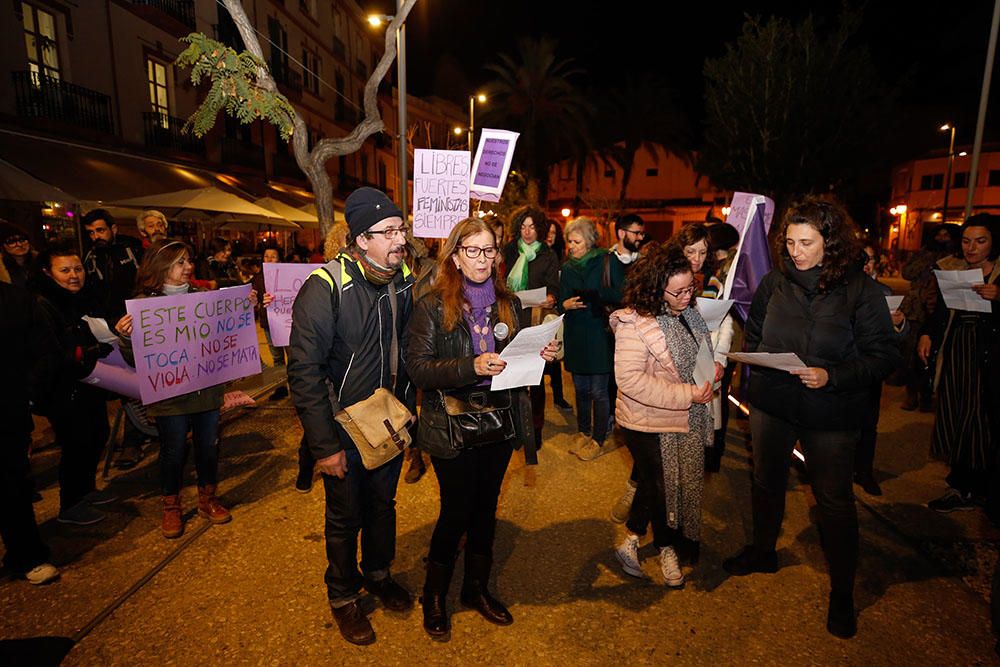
885, 295, 903, 313
515, 287, 548, 309
723, 352, 806, 372
82, 315, 118, 344
696, 298, 734, 332
490, 315, 564, 390
692, 338, 716, 388
934, 269, 992, 313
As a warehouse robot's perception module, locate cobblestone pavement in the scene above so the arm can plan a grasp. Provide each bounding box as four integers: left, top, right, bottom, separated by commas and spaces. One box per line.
1, 376, 997, 665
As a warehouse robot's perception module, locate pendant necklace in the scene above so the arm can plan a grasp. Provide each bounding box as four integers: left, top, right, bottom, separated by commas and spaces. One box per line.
472, 315, 491, 353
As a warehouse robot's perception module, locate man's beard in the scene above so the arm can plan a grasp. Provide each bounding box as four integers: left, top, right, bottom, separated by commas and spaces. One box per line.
623, 237, 641, 253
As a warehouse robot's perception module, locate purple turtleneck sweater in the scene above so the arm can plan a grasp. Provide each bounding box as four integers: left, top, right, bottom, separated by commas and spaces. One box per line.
462, 277, 497, 385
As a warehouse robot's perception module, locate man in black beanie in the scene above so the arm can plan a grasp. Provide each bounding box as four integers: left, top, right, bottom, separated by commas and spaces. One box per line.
288, 187, 416, 645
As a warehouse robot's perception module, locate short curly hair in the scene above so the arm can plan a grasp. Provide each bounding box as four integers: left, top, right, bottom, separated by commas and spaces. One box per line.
564, 216, 599, 251
776, 196, 861, 293
622, 243, 693, 317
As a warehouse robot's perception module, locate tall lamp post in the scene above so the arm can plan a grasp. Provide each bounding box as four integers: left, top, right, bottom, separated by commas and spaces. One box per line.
468, 93, 486, 153
940, 123, 956, 224
368, 8, 408, 219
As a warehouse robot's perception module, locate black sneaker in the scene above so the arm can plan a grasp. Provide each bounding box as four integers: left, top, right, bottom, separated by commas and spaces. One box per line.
268, 386, 289, 401
927, 489, 975, 513
295, 467, 313, 493
853, 473, 882, 496
554, 398, 572, 410
827, 591, 856, 639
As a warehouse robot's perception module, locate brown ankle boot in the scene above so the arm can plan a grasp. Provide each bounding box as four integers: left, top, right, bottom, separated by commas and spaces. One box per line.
162, 495, 183, 539
197, 484, 231, 524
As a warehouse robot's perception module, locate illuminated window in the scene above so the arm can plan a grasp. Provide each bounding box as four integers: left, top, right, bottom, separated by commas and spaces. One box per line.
22, 2, 60, 81
147, 58, 170, 126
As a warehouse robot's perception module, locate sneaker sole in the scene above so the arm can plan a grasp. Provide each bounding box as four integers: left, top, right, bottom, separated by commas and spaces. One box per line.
665, 578, 686, 589
929, 504, 976, 513
610, 509, 628, 524
57, 515, 104, 526
614, 551, 646, 578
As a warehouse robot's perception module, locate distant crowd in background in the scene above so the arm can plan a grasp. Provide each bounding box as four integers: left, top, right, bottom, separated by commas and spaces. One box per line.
0, 191, 998, 646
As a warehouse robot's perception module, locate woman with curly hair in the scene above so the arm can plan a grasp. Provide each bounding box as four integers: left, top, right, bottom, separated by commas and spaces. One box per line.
721, 197, 900, 639
609, 244, 718, 587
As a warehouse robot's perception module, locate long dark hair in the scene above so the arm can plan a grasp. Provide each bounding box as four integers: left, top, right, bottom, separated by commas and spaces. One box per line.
777, 197, 861, 293
622, 244, 692, 317
134, 238, 193, 295
432, 218, 517, 334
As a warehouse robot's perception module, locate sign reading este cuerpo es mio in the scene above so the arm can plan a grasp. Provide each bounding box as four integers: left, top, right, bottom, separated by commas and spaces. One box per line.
412, 148, 470, 239
125, 283, 262, 405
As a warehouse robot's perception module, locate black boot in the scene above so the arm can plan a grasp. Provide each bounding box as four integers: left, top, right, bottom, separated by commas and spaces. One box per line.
460, 552, 513, 626
827, 590, 857, 638
421, 560, 454, 638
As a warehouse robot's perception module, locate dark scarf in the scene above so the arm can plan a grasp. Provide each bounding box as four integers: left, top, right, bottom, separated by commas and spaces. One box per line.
345, 246, 398, 286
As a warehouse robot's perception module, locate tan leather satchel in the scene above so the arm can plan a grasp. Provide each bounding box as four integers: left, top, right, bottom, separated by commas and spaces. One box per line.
332, 278, 412, 470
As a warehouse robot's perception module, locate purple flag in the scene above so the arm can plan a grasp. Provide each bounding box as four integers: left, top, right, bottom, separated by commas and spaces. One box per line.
728, 202, 773, 322
125, 284, 262, 405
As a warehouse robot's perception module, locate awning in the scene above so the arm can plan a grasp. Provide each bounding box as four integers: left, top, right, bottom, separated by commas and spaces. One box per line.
0, 157, 78, 203
0, 130, 220, 201
253, 197, 318, 224
111, 186, 287, 220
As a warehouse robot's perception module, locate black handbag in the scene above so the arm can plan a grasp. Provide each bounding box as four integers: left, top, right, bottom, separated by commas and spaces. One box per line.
440, 388, 516, 450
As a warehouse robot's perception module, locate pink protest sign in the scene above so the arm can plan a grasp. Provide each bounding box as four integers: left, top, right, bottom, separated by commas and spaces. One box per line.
125, 284, 261, 405
263, 262, 323, 347
81, 343, 141, 400
412, 148, 471, 239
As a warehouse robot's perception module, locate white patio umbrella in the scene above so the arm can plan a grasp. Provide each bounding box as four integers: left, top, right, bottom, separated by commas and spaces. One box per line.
111, 186, 286, 220
253, 197, 318, 224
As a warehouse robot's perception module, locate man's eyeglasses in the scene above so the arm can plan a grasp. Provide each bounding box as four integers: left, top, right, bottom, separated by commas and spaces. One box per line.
3, 235, 28, 245
664, 284, 696, 298
624, 229, 645, 237
456, 245, 499, 259
364, 225, 409, 240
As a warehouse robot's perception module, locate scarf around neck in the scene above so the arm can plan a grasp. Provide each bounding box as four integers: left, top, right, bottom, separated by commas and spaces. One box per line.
655, 306, 713, 445
564, 247, 605, 271
346, 246, 398, 286
507, 239, 541, 292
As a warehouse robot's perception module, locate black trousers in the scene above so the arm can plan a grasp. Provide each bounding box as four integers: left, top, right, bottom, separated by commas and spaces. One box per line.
428, 441, 513, 563
322, 447, 403, 604
543, 360, 565, 402
0, 429, 50, 573
48, 387, 109, 512
529, 384, 545, 448
623, 428, 681, 549
750, 410, 859, 594
855, 382, 883, 478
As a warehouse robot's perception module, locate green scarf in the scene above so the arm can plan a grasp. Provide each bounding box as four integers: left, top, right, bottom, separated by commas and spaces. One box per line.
507, 239, 541, 292
563, 248, 606, 272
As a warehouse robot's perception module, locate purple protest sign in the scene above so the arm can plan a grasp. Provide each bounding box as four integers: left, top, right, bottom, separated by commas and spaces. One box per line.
724, 192, 775, 236
470, 128, 519, 202
413, 148, 471, 238
126, 284, 261, 405
263, 262, 323, 347
81, 343, 141, 400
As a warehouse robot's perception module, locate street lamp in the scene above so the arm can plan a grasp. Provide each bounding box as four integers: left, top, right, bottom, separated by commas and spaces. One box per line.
468, 93, 486, 153
367, 7, 408, 220
940, 123, 956, 224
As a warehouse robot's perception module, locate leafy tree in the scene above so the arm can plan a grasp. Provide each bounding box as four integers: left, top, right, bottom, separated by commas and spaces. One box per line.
175, 0, 417, 236
481, 37, 592, 201
700, 9, 894, 207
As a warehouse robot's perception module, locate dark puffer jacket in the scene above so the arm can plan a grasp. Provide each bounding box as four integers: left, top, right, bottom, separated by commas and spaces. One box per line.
406, 292, 536, 463
745, 261, 900, 430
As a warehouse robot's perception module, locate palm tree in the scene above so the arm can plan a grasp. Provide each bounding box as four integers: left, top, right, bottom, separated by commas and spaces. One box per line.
481, 37, 592, 202
595, 75, 691, 211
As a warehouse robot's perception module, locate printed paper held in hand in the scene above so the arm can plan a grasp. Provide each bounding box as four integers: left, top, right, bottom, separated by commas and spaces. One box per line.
515, 287, 548, 308
724, 352, 806, 372
491, 315, 564, 390
885, 295, 903, 313
692, 338, 717, 388
696, 298, 733, 332
933, 269, 992, 313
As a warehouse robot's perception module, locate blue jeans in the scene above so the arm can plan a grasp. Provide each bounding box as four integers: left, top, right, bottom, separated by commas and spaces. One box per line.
572, 373, 610, 444
155, 410, 221, 496
322, 447, 404, 604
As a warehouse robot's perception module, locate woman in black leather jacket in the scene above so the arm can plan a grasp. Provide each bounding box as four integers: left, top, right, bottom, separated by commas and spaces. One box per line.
406, 217, 557, 639
721, 198, 899, 640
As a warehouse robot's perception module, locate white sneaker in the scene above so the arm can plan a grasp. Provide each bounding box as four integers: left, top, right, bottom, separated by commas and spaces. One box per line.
24, 563, 59, 585
660, 546, 685, 588
614, 534, 644, 578
575, 439, 604, 461
610, 480, 637, 523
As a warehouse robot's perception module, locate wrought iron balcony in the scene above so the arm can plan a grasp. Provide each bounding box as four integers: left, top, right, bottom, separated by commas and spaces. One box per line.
142, 112, 204, 155
12, 71, 114, 134
270, 60, 302, 99
129, 0, 195, 30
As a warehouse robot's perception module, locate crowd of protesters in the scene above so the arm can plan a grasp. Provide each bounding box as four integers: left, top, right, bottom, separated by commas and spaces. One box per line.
1, 189, 998, 647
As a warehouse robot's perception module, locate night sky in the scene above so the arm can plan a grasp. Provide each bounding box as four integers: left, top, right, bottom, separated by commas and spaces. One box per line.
367, 0, 999, 161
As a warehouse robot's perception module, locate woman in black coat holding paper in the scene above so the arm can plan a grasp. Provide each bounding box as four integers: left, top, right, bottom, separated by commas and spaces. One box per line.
721, 197, 899, 639
407, 217, 557, 639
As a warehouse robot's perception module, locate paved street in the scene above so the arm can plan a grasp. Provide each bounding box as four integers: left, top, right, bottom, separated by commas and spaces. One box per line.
1, 373, 997, 665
